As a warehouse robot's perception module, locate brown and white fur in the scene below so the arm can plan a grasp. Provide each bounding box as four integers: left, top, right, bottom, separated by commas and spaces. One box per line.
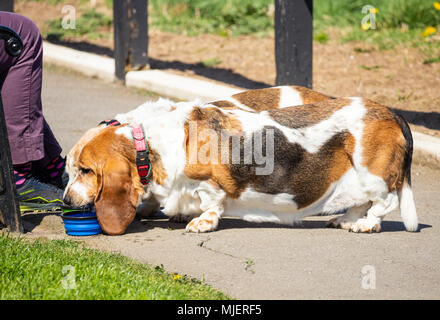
64, 86, 418, 235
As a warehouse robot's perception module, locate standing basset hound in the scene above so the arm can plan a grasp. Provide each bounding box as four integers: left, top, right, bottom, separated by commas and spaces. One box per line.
63, 86, 418, 235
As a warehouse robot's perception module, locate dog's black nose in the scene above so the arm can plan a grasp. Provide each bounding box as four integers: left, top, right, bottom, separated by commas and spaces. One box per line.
63, 195, 72, 206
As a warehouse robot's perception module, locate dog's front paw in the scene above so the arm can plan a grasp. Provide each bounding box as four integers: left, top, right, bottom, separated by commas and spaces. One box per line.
186, 217, 217, 233
349, 218, 381, 233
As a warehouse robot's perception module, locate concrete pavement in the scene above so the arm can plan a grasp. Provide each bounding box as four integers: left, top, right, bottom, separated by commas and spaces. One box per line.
22, 67, 440, 299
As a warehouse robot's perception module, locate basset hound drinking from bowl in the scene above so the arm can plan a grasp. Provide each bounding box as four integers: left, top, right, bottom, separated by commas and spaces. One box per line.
63, 86, 418, 235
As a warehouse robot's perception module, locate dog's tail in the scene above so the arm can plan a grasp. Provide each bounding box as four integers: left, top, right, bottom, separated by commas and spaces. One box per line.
395, 113, 418, 232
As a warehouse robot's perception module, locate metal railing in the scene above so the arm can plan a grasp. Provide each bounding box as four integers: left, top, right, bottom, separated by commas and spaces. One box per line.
0, 0, 13, 13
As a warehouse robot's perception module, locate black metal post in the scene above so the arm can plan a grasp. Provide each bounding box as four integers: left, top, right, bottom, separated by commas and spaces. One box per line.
0, 25, 23, 232
113, 0, 149, 82
0, 0, 14, 12
275, 0, 313, 88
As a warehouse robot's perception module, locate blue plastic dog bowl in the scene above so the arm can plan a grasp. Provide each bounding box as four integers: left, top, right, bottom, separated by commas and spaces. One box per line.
61, 211, 102, 236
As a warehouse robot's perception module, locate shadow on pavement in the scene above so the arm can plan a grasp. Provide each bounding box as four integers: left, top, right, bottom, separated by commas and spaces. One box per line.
126, 213, 432, 234
21, 212, 62, 233
381, 220, 431, 232
16, 210, 431, 235
392, 108, 440, 131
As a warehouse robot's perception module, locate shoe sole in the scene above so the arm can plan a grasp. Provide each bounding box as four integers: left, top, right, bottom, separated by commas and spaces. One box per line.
19, 202, 63, 214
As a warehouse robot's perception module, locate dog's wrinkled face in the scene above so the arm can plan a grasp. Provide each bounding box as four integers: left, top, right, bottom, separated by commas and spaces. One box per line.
64, 126, 145, 235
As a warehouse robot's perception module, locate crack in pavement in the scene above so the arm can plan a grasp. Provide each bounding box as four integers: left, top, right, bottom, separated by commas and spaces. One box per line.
197, 236, 253, 263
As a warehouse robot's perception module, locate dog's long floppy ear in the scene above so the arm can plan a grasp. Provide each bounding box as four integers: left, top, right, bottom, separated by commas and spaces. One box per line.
94, 157, 144, 235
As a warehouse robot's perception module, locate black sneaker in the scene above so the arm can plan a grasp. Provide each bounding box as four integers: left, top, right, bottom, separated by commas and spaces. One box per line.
32, 164, 69, 190
48, 170, 69, 190
17, 176, 64, 213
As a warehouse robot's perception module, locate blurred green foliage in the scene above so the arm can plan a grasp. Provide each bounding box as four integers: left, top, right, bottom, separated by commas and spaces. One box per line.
44, 9, 112, 41
315, 0, 439, 30
146, 0, 439, 36
149, 0, 274, 36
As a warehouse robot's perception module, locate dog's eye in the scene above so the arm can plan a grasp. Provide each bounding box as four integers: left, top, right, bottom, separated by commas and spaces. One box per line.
80, 168, 91, 175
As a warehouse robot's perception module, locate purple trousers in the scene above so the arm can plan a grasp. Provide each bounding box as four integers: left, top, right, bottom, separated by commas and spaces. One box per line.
0, 12, 61, 166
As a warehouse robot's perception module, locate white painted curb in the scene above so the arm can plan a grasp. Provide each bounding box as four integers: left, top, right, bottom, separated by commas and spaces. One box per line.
413, 132, 440, 166
43, 41, 242, 101
42, 41, 440, 167
43, 41, 115, 82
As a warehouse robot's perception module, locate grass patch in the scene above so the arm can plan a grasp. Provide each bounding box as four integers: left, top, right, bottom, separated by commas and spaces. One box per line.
359, 64, 381, 70
148, 0, 440, 56
244, 259, 255, 274
149, 0, 274, 36
314, 0, 439, 30
423, 55, 440, 64
22, 0, 90, 5
0, 233, 229, 300
145, 0, 440, 36
202, 57, 222, 67
353, 47, 373, 53
24, 0, 70, 4
315, 0, 440, 58
314, 31, 329, 44
341, 26, 440, 60
397, 90, 413, 101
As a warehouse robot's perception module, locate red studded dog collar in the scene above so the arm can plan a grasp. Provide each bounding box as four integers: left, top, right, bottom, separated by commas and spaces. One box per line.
99, 119, 152, 185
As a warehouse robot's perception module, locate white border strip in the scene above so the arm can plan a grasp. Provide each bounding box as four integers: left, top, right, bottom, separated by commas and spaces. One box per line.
43, 41, 115, 82
413, 132, 440, 165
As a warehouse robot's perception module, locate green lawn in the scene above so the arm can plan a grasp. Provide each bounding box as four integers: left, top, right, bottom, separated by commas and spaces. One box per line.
0, 233, 229, 300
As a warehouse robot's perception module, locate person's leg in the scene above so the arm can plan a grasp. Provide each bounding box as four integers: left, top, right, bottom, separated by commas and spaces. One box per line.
0, 12, 65, 211
34, 124, 68, 189
0, 12, 62, 165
